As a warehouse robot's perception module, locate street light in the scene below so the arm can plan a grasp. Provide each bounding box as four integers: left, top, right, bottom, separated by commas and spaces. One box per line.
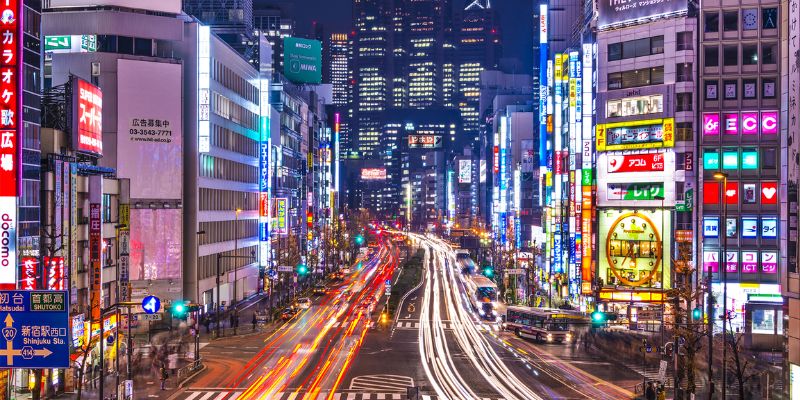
713, 171, 729, 398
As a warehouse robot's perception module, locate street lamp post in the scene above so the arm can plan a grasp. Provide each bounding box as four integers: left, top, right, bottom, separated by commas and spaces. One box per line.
713, 171, 729, 399
195, 230, 206, 362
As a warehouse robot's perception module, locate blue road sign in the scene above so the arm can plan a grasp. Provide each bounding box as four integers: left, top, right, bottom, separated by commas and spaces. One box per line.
0, 290, 70, 368
142, 296, 161, 314
267, 269, 277, 280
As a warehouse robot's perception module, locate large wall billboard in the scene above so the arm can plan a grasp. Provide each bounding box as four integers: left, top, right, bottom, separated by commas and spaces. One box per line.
117, 59, 182, 199
129, 209, 182, 281
283, 37, 322, 84
47, 0, 180, 14
598, 0, 688, 29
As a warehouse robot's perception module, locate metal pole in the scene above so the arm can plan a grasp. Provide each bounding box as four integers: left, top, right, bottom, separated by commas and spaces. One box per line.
216, 253, 221, 339
127, 306, 132, 381
99, 309, 104, 400
721, 175, 728, 399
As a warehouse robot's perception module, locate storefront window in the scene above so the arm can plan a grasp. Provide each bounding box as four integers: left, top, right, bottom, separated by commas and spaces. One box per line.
751, 308, 781, 334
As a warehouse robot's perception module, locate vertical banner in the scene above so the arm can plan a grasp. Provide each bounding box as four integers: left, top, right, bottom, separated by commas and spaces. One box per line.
89, 175, 103, 321
20, 257, 36, 290
54, 160, 63, 253
70, 163, 78, 304
118, 203, 130, 301
0, 0, 21, 290
44, 256, 65, 290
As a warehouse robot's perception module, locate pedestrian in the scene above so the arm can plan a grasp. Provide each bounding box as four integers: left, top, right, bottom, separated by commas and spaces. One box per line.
86, 364, 94, 389
230, 311, 235, 330
657, 383, 666, 400
645, 381, 656, 400
252, 313, 257, 331
159, 363, 168, 390
168, 352, 178, 376
93, 362, 101, 389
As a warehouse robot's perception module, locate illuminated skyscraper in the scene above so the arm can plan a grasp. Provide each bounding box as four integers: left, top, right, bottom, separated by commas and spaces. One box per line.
327, 33, 354, 155
456, 0, 500, 148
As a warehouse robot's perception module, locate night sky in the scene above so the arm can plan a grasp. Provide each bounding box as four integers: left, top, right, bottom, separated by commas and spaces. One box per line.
256, 0, 534, 71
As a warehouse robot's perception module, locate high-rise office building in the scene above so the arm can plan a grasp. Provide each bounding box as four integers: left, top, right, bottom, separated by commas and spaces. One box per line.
352, 0, 394, 156
327, 33, 354, 156
456, 0, 499, 148
253, 3, 295, 72
182, 0, 258, 64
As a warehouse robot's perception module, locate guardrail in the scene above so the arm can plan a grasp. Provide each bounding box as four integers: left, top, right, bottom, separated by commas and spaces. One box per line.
177, 358, 203, 385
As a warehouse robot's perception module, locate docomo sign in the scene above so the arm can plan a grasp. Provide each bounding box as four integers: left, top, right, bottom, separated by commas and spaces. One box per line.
607, 152, 664, 173
0, 198, 15, 289
73, 78, 103, 155
361, 168, 387, 181
703, 111, 778, 135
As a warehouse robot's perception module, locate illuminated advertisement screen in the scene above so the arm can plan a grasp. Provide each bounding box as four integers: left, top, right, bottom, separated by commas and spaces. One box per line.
761, 182, 778, 204
703, 217, 719, 238
0, 0, 20, 290
742, 251, 758, 273
130, 209, 182, 280
361, 168, 387, 180
44, 35, 97, 53
704, 150, 719, 170
703, 250, 719, 273
722, 151, 738, 169
762, 217, 778, 238
605, 95, 663, 118
761, 251, 778, 273
596, 118, 674, 151
598, 0, 687, 28
283, 37, 322, 84
458, 160, 472, 184
742, 217, 758, 238
598, 209, 671, 289
408, 135, 442, 148
742, 150, 758, 169
72, 77, 103, 155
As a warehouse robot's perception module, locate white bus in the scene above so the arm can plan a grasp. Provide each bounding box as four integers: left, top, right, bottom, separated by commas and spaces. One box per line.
464, 274, 498, 319
503, 306, 586, 343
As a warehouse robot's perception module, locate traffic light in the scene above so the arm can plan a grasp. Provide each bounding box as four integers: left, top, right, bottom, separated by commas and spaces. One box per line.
692, 307, 702, 320
591, 310, 606, 326
354, 234, 365, 245
296, 263, 309, 276
171, 301, 188, 319
482, 266, 494, 278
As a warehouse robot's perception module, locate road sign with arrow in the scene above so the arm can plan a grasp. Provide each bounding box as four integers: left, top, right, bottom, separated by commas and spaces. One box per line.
0, 290, 70, 368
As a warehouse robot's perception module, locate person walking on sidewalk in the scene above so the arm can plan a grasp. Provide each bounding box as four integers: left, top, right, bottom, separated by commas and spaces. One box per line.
159, 363, 169, 390
252, 313, 257, 332
645, 381, 656, 400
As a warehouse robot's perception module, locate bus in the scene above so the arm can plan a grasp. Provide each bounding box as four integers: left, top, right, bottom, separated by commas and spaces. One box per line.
503, 306, 586, 343
464, 274, 498, 319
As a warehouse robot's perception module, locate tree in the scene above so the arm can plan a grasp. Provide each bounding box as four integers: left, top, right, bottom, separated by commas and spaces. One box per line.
666, 242, 706, 397
725, 330, 758, 399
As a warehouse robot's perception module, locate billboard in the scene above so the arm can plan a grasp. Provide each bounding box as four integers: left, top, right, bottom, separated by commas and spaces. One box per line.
598, 209, 671, 290
117, 59, 182, 199
361, 168, 387, 181
283, 37, 322, 84
408, 135, 442, 148
596, 118, 675, 151
129, 209, 182, 280
72, 77, 103, 155
44, 35, 97, 53
458, 160, 472, 184
598, 0, 687, 29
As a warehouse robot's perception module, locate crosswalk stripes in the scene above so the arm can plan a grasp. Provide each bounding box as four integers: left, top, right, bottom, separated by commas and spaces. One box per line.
350, 374, 414, 392
178, 391, 507, 400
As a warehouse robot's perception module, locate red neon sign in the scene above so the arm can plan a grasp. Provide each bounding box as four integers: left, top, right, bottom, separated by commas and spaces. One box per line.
75, 78, 103, 155
20, 257, 36, 290
44, 256, 65, 290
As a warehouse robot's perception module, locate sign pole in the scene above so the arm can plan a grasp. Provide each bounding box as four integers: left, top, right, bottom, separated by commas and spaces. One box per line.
99, 310, 104, 400
127, 306, 132, 381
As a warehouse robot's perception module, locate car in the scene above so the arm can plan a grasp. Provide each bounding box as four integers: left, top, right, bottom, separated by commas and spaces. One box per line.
296, 297, 312, 309
280, 307, 298, 321
313, 284, 327, 295
341, 267, 351, 274
332, 272, 345, 280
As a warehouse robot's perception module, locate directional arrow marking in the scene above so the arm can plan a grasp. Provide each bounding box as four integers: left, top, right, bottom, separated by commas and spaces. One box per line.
0, 313, 54, 366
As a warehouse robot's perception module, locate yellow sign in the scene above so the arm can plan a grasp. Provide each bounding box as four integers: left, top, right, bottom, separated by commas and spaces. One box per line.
595, 118, 675, 152
554, 54, 563, 82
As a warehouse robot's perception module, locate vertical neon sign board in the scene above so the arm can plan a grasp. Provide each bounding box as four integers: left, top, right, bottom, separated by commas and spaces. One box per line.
0, 0, 20, 289
538, 4, 549, 169
198, 25, 211, 153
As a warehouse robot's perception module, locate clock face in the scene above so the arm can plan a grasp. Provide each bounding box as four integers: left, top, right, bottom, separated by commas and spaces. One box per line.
605, 212, 663, 287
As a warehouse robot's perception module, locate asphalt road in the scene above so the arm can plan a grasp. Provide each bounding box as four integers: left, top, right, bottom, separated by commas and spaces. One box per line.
345, 234, 644, 400
168, 242, 399, 400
